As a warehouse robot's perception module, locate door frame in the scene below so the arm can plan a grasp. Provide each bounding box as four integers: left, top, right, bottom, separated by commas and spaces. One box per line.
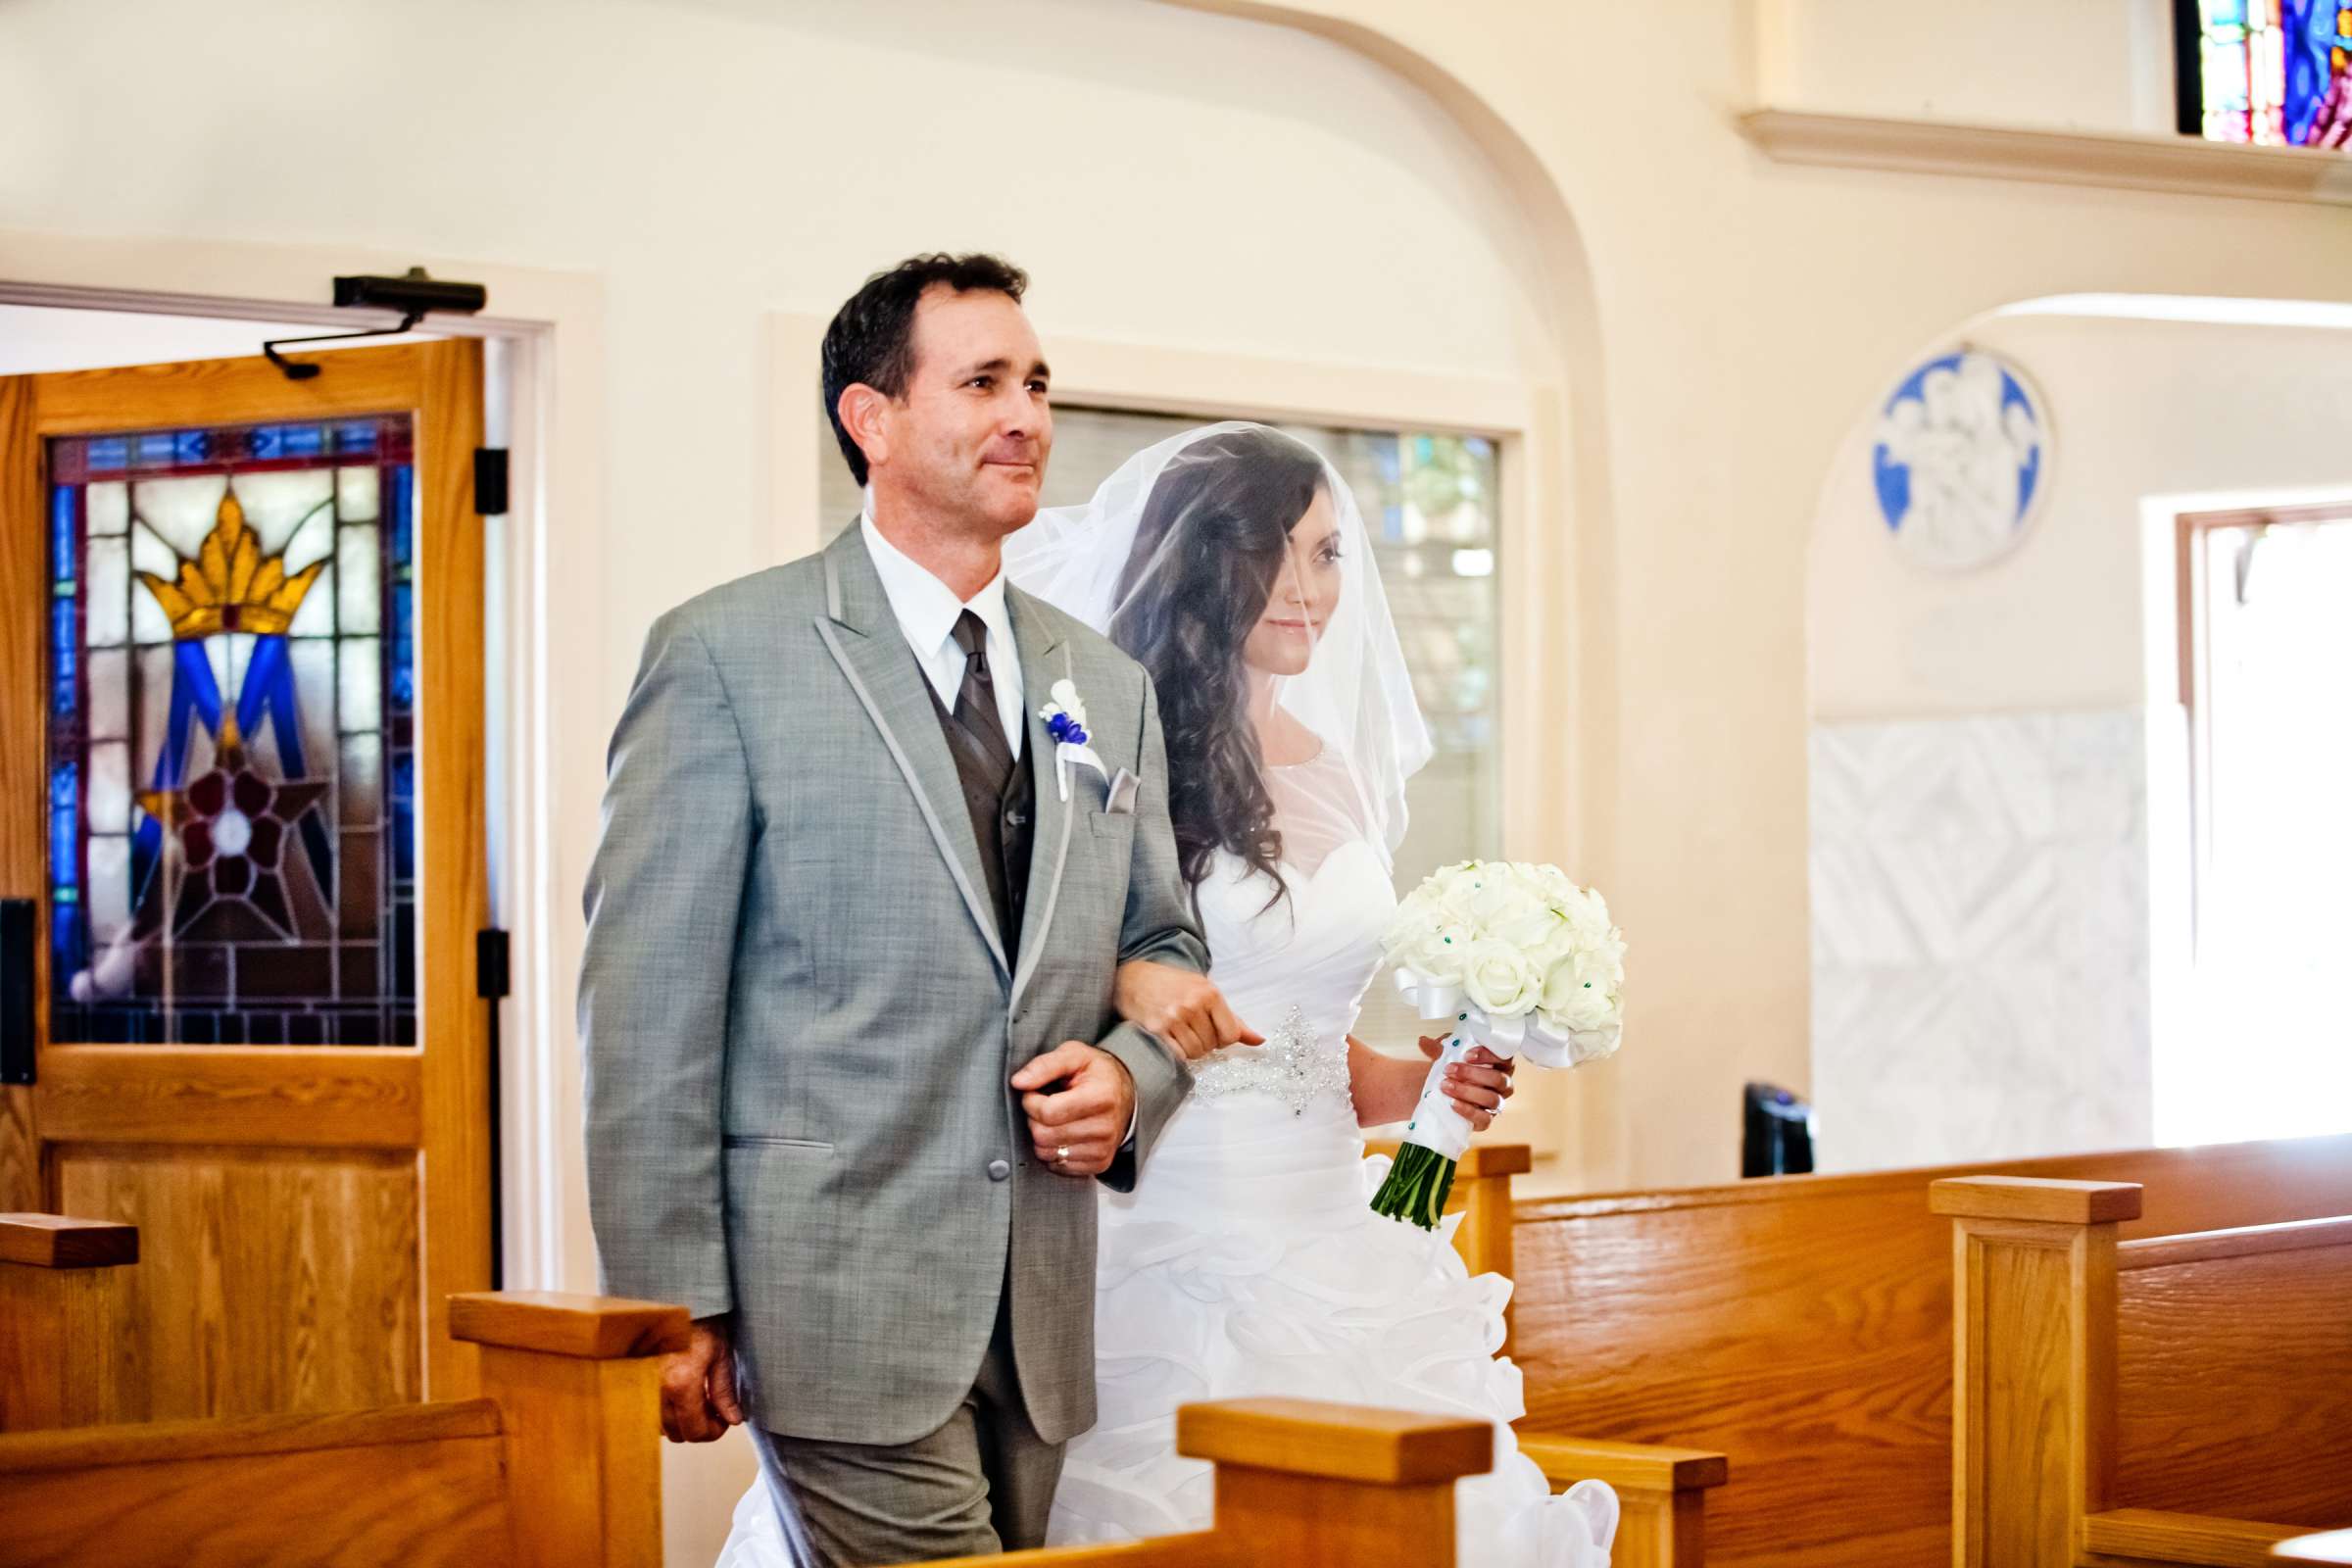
0, 234, 605, 1299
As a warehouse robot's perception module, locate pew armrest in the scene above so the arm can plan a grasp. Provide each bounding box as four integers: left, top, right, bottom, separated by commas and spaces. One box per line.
0, 1213, 138, 1268
451, 1293, 684, 1568
1930, 1175, 2144, 1224
448, 1290, 690, 1359
2084, 1507, 2308, 1567
1517, 1433, 1728, 1495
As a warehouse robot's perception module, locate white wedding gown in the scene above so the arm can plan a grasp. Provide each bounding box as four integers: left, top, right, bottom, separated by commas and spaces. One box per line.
718, 750, 1615, 1566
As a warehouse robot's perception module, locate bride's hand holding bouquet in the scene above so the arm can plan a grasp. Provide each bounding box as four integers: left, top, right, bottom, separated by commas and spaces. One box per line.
1371, 860, 1626, 1229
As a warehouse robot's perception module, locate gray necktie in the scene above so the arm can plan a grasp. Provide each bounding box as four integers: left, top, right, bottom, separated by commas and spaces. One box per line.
949, 610, 1014, 793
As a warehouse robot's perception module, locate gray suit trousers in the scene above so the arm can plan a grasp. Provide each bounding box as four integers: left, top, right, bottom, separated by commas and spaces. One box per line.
761, 1280, 1059, 1566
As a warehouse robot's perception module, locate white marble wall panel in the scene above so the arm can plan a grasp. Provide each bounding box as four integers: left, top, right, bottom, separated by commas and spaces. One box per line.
1809, 710, 2153, 1171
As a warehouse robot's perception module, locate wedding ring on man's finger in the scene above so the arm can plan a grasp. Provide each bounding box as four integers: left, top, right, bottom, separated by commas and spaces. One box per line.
1056, 1145, 1071, 1163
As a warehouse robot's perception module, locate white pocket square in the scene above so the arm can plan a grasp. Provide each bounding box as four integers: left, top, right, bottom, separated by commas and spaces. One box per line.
1104, 767, 1141, 815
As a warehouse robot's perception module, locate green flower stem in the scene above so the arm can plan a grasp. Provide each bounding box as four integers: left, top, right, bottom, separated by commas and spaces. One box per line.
1370, 1142, 1460, 1231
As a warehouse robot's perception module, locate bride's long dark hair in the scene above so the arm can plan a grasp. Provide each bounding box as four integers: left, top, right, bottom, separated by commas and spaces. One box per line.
1106, 426, 1329, 898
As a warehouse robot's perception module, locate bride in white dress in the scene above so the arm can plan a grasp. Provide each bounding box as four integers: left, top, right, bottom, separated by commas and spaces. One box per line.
1012, 424, 1615, 1566
718, 423, 1614, 1567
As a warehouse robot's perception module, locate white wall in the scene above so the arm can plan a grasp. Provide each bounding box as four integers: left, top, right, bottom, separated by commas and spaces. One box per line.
0, 4, 1550, 1561
1758, 0, 2176, 132
1807, 307, 2352, 1172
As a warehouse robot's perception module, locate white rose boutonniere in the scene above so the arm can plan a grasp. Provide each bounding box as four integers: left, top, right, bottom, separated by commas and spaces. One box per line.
1038, 676, 1109, 804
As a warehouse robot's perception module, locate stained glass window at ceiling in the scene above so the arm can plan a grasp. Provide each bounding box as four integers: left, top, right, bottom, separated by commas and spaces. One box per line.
47, 417, 418, 1046
2189, 0, 2352, 147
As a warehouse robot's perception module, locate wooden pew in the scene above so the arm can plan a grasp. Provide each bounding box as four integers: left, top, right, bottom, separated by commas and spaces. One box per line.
0, 1213, 140, 1431
1938, 1176, 2352, 1567
1508, 1132, 2352, 1568
0, 1291, 684, 1567
921, 1398, 1496, 1568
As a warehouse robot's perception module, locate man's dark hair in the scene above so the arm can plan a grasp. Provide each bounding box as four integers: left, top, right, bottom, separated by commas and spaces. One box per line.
821, 253, 1030, 487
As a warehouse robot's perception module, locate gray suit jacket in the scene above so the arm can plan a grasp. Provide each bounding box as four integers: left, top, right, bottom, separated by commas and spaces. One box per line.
580, 524, 1205, 1446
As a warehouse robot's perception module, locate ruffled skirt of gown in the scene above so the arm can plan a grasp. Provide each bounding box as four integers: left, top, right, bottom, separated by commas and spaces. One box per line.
1043, 1088, 1616, 1567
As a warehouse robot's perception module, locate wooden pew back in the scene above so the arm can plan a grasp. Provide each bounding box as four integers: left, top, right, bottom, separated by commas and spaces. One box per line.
1938, 1177, 2352, 1568
1509, 1133, 2352, 1568
2116, 1217, 2352, 1529
0, 1291, 685, 1568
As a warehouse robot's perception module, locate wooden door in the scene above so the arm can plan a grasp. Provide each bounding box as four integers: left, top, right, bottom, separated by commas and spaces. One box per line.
0, 341, 490, 1417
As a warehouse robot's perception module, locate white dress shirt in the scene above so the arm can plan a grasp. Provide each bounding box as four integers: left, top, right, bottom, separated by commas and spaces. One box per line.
859, 510, 1025, 759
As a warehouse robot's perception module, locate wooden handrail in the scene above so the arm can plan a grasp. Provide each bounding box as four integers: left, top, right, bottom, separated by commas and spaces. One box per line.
0, 1397, 502, 1474
0, 1214, 137, 1269
2083, 1507, 2307, 1566
2119, 1215, 2352, 1271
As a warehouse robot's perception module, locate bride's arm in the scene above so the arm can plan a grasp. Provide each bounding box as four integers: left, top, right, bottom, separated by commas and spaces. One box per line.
1347, 1037, 1515, 1130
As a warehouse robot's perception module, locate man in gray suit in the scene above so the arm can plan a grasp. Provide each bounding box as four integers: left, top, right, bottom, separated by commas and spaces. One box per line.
580, 254, 1244, 1565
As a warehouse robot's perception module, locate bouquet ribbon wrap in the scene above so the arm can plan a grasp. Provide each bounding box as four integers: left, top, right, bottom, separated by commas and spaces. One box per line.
1372, 968, 1617, 1228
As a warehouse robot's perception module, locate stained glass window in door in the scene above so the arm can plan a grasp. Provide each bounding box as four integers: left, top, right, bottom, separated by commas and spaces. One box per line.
47, 417, 418, 1046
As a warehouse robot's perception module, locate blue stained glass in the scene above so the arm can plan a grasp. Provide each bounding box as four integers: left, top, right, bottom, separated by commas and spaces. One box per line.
133, 431, 177, 467
50, 764, 78, 889
50, 902, 81, 974
51, 487, 77, 588
390, 753, 416, 882
334, 419, 379, 454
389, 465, 415, 565
389, 582, 415, 712
172, 429, 215, 466
263, 422, 324, 459
84, 437, 128, 472
51, 599, 77, 718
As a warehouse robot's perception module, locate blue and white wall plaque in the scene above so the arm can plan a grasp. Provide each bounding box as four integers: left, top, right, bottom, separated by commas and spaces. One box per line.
1872, 348, 2049, 572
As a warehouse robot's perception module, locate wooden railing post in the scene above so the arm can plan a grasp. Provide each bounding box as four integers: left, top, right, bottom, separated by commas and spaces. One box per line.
1180, 1397, 1493, 1564
0, 1215, 139, 1431
1520, 1435, 1727, 1568
1932, 1177, 2142, 1568
449, 1291, 689, 1568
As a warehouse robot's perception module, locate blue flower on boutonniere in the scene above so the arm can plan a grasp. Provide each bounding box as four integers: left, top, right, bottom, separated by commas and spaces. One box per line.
1039, 678, 1107, 803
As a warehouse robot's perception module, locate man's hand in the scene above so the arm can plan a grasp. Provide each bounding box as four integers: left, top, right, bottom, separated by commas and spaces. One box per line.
1113, 959, 1262, 1061
660, 1314, 745, 1443
1011, 1042, 1136, 1177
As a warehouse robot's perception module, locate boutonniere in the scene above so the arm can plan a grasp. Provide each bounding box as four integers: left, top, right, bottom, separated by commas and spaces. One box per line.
1039, 678, 1108, 804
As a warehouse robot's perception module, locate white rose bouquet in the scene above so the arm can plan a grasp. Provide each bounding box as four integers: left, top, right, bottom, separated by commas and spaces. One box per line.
1370, 859, 1625, 1229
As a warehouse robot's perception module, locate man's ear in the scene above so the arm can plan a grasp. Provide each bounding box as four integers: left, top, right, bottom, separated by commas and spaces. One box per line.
837, 382, 892, 474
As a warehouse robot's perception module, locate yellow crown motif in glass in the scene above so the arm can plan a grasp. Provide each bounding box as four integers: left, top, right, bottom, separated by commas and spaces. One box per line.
136, 488, 326, 640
